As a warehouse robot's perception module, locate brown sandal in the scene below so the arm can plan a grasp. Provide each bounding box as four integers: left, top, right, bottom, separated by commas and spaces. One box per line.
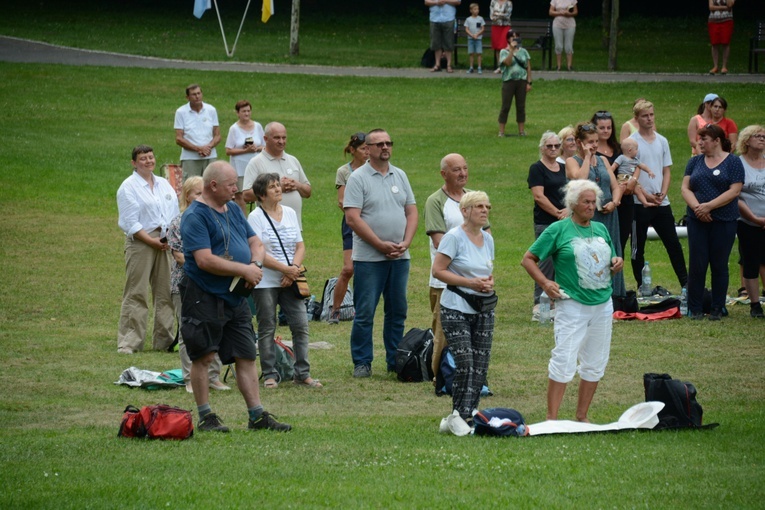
294, 377, 323, 388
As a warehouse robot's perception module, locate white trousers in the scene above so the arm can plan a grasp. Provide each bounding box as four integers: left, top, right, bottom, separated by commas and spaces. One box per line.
549, 298, 612, 383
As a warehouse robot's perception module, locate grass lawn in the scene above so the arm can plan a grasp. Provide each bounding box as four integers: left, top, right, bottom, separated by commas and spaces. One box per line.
0, 3, 762, 73
1, 10, 765, 508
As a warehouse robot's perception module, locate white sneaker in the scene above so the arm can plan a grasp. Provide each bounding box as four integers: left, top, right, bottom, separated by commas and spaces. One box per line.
185, 383, 193, 394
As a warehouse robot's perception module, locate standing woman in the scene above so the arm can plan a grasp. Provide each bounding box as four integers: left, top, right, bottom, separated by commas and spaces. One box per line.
497, 30, 531, 137
566, 123, 625, 297
528, 131, 568, 319
433, 191, 495, 426
736, 125, 765, 318
548, 0, 577, 71
709, 96, 739, 149
522, 180, 623, 422
592, 110, 632, 254
329, 133, 368, 324
225, 100, 265, 215
687, 93, 718, 155
248, 173, 322, 388
708, 0, 735, 75
681, 124, 744, 320
557, 125, 577, 164
489, 0, 513, 73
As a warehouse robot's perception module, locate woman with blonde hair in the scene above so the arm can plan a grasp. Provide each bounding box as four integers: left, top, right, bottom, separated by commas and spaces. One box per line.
557, 125, 577, 164
167, 175, 229, 392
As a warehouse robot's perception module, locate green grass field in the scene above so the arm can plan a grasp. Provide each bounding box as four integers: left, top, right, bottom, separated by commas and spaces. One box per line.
1, 10, 765, 509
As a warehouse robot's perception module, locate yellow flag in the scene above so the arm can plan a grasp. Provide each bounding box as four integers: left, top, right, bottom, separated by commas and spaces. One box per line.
262, 0, 274, 23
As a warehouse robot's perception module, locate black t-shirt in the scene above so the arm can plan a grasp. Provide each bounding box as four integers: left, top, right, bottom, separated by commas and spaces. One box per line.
527, 160, 567, 225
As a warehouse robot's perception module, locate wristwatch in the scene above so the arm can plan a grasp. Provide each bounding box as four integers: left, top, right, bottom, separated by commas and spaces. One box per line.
250, 260, 263, 268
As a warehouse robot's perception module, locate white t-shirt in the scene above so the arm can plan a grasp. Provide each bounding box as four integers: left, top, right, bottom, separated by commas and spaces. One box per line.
174, 102, 219, 161
225, 121, 265, 177
437, 226, 495, 314
247, 206, 303, 289
739, 155, 765, 226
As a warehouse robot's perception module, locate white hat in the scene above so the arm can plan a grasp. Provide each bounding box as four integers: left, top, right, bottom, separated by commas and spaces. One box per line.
704, 93, 719, 103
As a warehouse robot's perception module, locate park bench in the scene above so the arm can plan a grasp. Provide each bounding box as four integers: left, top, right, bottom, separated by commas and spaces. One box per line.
749, 20, 765, 73
453, 18, 552, 70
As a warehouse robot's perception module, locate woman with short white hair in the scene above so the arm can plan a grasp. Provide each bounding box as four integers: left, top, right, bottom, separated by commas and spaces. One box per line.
521, 179, 623, 422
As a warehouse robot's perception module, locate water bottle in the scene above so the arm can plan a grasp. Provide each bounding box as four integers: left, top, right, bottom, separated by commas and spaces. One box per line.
539, 292, 551, 326
641, 262, 653, 297
306, 295, 316, 321
679, 287, 688, 317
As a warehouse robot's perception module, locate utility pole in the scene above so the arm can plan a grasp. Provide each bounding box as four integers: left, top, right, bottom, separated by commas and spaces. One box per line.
608, 0, 619, 70
290, 0, 300, 56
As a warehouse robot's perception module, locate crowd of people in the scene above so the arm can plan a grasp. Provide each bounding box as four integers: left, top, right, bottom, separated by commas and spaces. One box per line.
115, 82, 764, 434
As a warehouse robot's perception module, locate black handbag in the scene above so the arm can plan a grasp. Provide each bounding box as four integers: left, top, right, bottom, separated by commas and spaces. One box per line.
447, 285, 498, 313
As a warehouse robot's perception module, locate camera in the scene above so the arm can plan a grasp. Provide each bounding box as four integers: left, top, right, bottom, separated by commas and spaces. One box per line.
244, 137, 254, 147
513, 37, 522, 47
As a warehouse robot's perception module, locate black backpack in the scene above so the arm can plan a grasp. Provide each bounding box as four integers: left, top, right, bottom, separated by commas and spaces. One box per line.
643, 373, 716, 429
435, 346, 493, 397
395, 328, 434, 382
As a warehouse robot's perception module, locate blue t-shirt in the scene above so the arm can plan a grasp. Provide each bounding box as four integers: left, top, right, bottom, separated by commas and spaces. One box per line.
684, 154, 745, 222
181, 200, 257, 306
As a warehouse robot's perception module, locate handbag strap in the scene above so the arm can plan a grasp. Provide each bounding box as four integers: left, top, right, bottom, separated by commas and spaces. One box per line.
260, 207, 292, 266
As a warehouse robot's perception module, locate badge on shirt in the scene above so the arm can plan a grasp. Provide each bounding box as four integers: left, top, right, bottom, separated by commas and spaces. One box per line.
165, 193, 173, 201
391, 185, 400, 194
712, 169, 720, 176
597, 237, 606, 244
286, 168, 294, 176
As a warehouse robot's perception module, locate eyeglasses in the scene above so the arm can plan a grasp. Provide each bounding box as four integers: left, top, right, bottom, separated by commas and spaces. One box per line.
545, 144, 562, 149
369, 141, 394, 148
579, 124, 596, 133
751, 134, 765, 140
351, 132, 366, 144
594, 111, 612, 119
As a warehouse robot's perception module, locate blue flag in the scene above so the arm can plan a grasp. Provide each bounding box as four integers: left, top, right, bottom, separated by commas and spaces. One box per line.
193, 0, 211, 19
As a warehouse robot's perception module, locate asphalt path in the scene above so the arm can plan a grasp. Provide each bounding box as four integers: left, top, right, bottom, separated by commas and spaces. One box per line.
2, 35, 763, 83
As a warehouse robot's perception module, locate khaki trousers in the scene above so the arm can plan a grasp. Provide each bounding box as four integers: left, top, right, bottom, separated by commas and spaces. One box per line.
117, 230, 175, 352
430, 287, 446, 378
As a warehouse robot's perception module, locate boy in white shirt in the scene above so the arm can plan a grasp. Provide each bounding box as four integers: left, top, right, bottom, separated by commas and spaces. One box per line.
464, 3, 485, 74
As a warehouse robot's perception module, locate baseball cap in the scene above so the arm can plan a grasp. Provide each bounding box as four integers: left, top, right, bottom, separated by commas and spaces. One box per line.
703, 93, 719, 103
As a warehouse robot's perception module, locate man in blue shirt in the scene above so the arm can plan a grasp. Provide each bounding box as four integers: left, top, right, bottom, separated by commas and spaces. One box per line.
181, 161, 291, 432
425, 0, 462, 72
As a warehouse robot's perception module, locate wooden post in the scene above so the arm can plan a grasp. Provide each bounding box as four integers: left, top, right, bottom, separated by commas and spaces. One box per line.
608, 0, 619, 70
290, 0, 300, 57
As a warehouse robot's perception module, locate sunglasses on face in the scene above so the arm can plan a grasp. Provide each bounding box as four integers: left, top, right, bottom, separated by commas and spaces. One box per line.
594, 111, 612, 119
369, 141, 394, 148
545, 144, 562, 149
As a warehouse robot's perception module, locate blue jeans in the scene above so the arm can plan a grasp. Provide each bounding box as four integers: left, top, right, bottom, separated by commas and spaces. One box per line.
686, 217, 737, 313
350, 259, 410, 370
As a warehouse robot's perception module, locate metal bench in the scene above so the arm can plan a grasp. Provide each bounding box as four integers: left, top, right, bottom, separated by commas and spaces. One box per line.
749, 20, 765, 73
453, 18, 552, 70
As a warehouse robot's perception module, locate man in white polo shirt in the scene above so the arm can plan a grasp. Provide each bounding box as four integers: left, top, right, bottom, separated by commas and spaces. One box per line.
174, 84, 220, 179
242, 122, 311, 229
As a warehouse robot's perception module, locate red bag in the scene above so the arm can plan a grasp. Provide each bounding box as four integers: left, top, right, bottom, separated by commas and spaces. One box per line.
118, 404, 194, 440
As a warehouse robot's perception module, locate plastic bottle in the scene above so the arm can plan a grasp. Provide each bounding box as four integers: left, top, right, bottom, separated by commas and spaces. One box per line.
539, 292, 551, 326
679, 287, 688, 317
306, 295, 316, 321
641, 261, 652, 297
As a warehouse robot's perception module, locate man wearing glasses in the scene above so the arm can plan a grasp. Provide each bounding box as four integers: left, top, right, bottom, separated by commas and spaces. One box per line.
630, 100, 688, 291
343, 129, 419, 378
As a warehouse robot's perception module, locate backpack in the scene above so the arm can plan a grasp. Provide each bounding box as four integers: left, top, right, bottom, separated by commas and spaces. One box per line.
435, 347, 493, 397
473, 408, 529, 437
118, 404, 194, 440
395, 328, 434, 382
273, 336, 295, 383
316, 277, 355, 322
643, 373, 714, 429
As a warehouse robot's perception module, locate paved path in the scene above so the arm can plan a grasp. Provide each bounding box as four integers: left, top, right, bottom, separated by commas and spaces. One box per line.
2, 35, 763, 83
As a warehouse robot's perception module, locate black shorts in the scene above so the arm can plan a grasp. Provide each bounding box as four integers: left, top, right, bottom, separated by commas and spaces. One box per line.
179, 277, 257, 365
341, 216, 353, 251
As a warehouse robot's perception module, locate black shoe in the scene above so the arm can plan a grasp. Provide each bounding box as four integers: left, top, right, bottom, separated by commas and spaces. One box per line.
690, 312, 705, 321
751, 303, 765, 318
248, 411, 292, 432
708, 308, 723, 321
198, 413, 230, 433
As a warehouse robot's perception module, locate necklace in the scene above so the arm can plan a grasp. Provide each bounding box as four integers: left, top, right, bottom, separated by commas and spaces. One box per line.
571, 217, 593, 243
211, 207, 232, 260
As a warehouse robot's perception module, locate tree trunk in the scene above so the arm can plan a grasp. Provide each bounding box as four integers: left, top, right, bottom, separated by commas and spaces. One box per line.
601, 0, 611, 48
608, 0, 619, 70
290, 0, 300, 56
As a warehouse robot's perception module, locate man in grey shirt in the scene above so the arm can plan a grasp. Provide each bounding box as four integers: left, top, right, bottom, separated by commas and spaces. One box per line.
343, 129, 418, 378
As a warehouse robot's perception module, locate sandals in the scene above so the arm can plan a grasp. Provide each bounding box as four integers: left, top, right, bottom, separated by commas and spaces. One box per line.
263, 378, 279, 389
446, 66, 454, 73
431, 66, 441, 72
294, 377, 323, 388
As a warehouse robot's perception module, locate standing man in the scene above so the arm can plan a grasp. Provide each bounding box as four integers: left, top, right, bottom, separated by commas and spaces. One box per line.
630, 100, 688, 291
174, 84, 220, 180
425, 0, 461, 73
180, 161, 291, 432
243, 122, 311, 229
344, 129, 418, 378
117, 145, 179, 354
425, 154, 487, 379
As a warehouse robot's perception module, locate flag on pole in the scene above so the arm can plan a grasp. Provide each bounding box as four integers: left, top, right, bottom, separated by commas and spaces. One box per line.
193, 0, 211, 19
262, 0, 274, 23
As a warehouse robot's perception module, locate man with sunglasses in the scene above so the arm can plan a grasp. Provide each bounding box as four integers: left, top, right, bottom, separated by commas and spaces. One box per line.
343, 129, 418, 378
629, 100, 688, 291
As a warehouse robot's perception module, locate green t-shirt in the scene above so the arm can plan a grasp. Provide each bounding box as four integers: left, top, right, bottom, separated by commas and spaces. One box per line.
529, 218, 615, 306
500, 47, 530, 81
